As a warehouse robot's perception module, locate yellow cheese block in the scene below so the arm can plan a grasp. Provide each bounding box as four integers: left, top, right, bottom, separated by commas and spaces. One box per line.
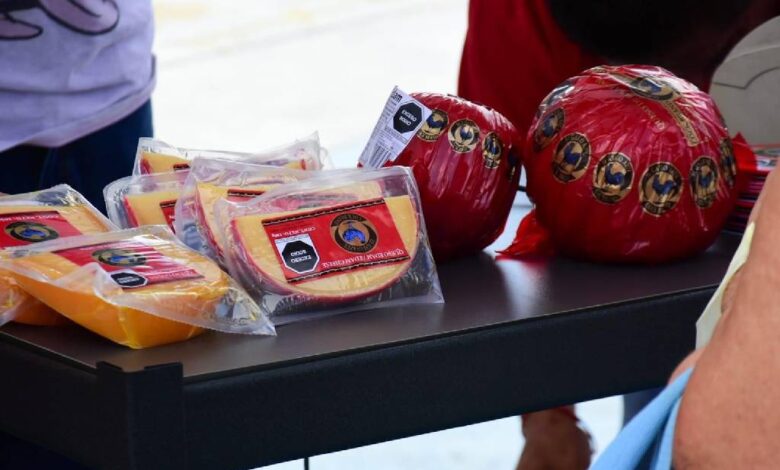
1, 204, 112, 326
6, 233, 235, 348
124, 190, 180, 229
231, 195, 418, 300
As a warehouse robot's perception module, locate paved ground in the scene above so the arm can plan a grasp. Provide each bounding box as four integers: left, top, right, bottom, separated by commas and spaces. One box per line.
152, 1, 623, 468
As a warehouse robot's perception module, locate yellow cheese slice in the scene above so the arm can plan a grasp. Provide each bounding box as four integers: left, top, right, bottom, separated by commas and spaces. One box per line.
124, 190, 180, 229
140, 150, 311, 175
140, 151, 191, 174
194, 182, 280, 258
231, 195, 418, 300
7, 234, 234, 348
1, 204, 112, 326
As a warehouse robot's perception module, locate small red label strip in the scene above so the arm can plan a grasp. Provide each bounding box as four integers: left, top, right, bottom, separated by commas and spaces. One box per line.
226, 188, 266, 203
158, 199, 177, 232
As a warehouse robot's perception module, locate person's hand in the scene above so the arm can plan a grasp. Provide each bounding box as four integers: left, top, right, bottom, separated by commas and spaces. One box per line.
516, 407, 592, 470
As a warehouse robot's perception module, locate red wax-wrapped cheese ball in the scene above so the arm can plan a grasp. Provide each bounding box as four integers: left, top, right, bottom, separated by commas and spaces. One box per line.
387, 93, 522, 261
523, 65, 737, 263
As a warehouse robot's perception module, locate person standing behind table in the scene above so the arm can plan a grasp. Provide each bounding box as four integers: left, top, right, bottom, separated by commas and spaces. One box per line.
0, 0, 155, 213
458, 0, 780, 469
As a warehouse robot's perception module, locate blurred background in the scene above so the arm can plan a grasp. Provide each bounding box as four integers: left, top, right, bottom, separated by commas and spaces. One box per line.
151, 1, 780, 468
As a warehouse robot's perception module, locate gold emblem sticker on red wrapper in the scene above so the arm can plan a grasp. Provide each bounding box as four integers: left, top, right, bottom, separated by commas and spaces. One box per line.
0, 211, 83, 248
262, 198, 410, 284
55, 240, 203, 289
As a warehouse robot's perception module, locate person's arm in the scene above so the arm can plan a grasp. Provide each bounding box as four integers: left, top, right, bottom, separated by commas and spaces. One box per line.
673, 169, 780, 468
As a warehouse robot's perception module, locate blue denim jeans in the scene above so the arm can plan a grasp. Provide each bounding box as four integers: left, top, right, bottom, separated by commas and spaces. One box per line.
0, 101, 153, 214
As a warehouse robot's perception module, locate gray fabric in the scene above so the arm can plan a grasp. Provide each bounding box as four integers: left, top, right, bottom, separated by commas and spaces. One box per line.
0, 0, 155, 151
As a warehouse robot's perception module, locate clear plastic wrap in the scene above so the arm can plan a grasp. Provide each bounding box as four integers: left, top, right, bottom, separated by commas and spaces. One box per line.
503, 65, 740, 263
214, 166, 444, 324
173, 158, 314, 262
104, 172, 185, 231
0, 185, 115, 326
133, 131, 328, 175
0, 226, 275, 348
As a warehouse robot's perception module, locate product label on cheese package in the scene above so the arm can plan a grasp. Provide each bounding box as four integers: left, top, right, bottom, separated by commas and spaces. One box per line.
159, 200, 177, 231
0, 211, 83, 248
55, 240, 202, 289
227, 188, 267, 202
359, 86, 432, 168
263, 198, 410, 283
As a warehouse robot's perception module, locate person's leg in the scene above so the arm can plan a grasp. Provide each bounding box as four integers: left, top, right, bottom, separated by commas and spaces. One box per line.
0, 146, 49, 195
41, 101, 153, 213
517, 406, 592, 470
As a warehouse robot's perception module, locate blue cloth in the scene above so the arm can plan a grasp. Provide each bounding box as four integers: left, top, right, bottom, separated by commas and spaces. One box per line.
623, 387, 663, 426
0, 100, 152, 214
591, 369, 693, 470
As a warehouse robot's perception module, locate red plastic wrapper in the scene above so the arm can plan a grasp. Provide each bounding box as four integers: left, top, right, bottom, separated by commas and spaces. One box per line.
383, 93, 522, 261
504, 65, 739, 263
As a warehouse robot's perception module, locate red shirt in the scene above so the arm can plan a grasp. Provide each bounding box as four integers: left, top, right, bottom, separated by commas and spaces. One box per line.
458, 0, 603, 136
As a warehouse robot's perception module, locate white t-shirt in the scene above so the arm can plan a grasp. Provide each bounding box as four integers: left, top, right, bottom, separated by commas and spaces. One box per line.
0, 0, 155, 152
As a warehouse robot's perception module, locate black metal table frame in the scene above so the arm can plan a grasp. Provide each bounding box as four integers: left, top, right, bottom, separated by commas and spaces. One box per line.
0, 286, 711, 470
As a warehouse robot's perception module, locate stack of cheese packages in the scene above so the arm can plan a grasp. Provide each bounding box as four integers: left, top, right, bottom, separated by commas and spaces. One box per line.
724, 144, 779, 234
0, 133, 443, 348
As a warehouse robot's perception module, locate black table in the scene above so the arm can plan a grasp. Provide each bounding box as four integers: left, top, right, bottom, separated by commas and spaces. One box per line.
0, 207, 739, 470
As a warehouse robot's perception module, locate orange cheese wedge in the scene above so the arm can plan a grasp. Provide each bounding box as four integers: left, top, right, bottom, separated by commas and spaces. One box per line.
231, 195, 419, 300
1, 201, 113, 325
123, 190, 180, 230
4, 231, 240, 348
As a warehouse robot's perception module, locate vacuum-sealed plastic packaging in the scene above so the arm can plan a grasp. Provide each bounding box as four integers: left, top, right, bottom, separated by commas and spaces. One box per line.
503, 65, 739, 263
133, 132, 327, 175
104, 172, 184, 231
173, 158, 313, 262
215, 166, 444, 324
0, 185, 115, 326
360, 88, 522, 261
0, 226, 275, 348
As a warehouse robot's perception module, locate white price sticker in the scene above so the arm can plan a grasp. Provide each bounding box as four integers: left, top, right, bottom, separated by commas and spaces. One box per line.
359, 87, 432, 168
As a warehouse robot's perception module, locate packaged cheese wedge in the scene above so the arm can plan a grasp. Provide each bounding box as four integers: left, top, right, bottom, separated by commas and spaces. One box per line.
0, 185, 115, 326
174, 158, 331, 263
104, 172, 184, 232
133, 131, 328, 175
0, 226, 275, 348
215, 167, 444, 324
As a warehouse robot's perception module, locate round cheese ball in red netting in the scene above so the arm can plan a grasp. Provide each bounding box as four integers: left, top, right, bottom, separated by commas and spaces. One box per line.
388, 93, 522, 261
524, 65, 737, 263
